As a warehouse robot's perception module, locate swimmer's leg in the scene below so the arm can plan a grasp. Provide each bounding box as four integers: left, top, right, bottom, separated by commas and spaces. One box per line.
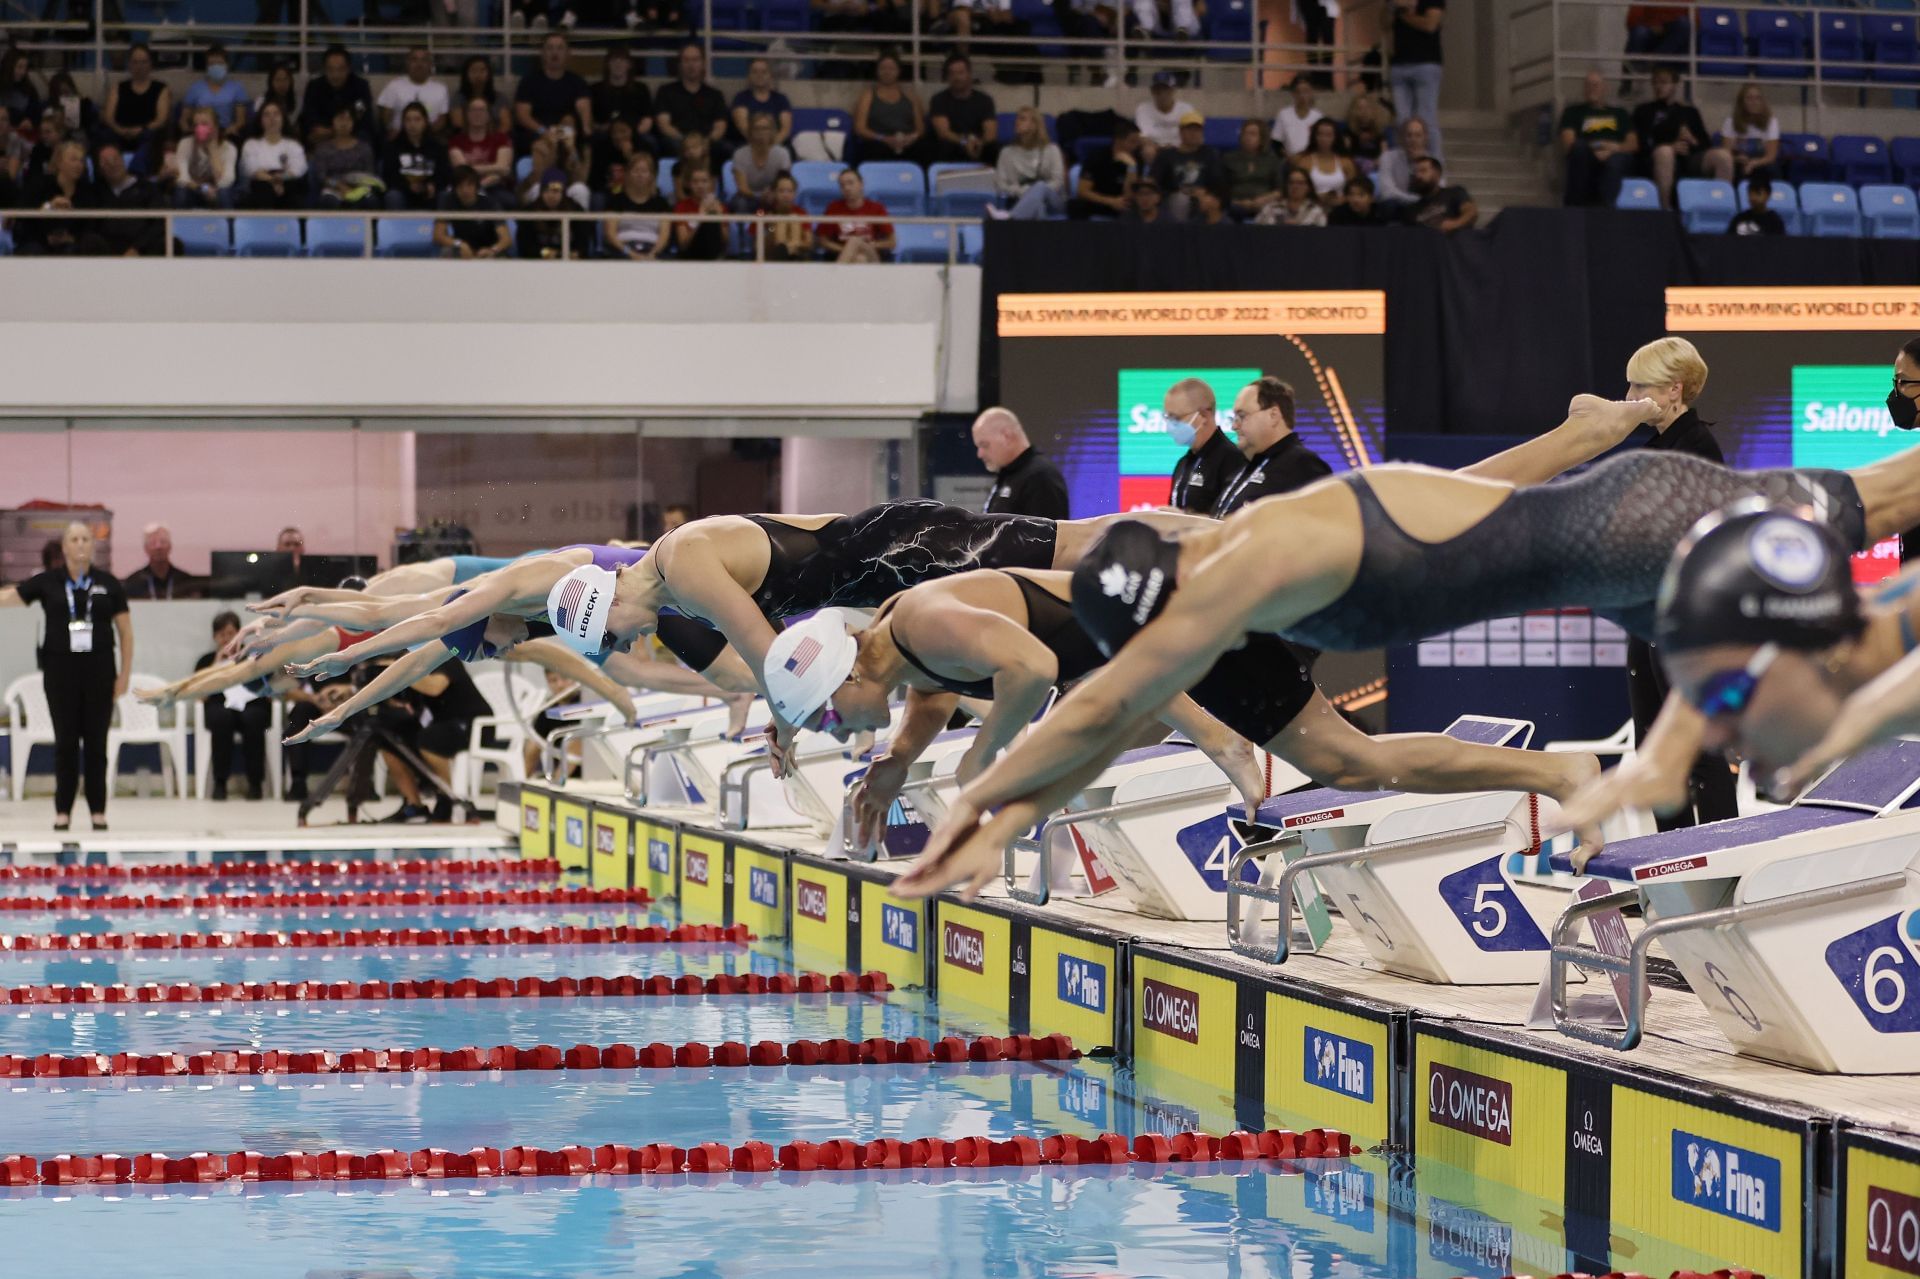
368, 560, 458, 596
1050, 509, 1216, 571
1850, 440, 1920, 542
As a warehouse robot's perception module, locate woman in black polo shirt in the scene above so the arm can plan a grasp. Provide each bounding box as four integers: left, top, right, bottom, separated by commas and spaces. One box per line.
0, 521, 133, 830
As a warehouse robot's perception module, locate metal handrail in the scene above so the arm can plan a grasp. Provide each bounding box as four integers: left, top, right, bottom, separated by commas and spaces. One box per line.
1003, 784, 1231, 906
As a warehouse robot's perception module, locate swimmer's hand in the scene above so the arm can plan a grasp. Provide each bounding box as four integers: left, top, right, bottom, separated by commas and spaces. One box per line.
763, 720, 798, 779
849, 755, 910, 851
895, 795, 1041, 901
1543, 751, 1607, 857
612, 687, 638, 726
283, 708, 345, 745
287, 651, 353, 681
1566, 393, 1662, 444
250, 586, 314, 619
224, 617, 284, 661
1549, 754, 1689, 871
1218, 736, 1266, 821
135, 684, 176, 709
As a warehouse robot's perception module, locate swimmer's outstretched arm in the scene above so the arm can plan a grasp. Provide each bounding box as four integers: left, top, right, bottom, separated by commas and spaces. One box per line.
284, 644, 449, 743
1461, 395, 1660, 488
510, 638, 637, 723
141, 630, 338, 709
1552, 689, 1705, 868
225, 616, 327, 661
602, 647, 741, 699
1154, 694, 1266, 819
662, 539, 784, 698
288, 567, 544, 678
281, 587, 460, 631
850, 685, 963, 850
1773, 569, 1920, 792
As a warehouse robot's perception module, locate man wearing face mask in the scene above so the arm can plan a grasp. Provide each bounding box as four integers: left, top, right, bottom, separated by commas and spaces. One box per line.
178, 44, 250, 144
1162, 378, 1239, 514
1211, 376, 1333, 518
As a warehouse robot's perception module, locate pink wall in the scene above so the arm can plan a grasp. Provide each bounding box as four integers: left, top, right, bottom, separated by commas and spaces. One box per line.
0, 430, 414, 577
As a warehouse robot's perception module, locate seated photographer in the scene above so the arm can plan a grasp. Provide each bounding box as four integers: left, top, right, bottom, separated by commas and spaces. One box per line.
194, 611, 271, 800
370, 653, 492, 823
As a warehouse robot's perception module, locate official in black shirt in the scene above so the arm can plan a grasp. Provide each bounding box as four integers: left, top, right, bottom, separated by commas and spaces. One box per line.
0, 521, 132, 830
1161, 377, 1241, 514
973, 407, 1070, 520
1213, 376, 1334, 517
194, 611, 272, 800
1621, 337, 1737, 830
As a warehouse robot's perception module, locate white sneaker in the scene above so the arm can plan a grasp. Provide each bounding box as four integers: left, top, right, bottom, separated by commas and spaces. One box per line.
984, 203, 1011, 220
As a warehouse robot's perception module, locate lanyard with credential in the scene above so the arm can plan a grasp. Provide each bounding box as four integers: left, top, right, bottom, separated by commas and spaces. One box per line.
65, 575, 96, 654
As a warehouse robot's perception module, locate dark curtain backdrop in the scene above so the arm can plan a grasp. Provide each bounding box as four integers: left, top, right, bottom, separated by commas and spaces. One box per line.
979, 209, 1920, 437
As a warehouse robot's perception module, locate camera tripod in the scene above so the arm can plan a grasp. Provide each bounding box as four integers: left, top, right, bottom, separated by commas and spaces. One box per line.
295, 717, 470, 828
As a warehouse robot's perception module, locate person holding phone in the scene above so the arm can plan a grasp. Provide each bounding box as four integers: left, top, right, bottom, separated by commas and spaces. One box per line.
239, 101, 308, 209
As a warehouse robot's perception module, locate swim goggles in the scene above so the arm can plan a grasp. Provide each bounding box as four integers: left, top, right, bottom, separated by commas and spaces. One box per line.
1687, 642, 1780, 718
812, 706, 844, 736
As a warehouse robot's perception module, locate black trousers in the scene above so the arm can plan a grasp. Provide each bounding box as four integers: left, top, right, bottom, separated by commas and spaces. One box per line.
1626, 638, 1739, 831
205, 697, 271, 788
46, 663, 115, 816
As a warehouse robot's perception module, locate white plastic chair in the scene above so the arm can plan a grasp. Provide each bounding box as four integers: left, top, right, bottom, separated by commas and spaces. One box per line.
4, 673, 55, 799
192, 694, 285, 799
459, 665, 547, 800
107, 674, 190, 798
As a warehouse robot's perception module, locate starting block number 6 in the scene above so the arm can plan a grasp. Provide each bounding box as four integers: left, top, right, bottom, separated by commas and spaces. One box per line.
1825, 912, 1920, 1033
1436, 856, 1549, 953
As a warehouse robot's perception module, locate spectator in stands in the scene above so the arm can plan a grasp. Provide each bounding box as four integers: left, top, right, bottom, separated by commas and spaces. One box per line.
818, 167, 894, 262
928, 52, 997, 165
43, 70, 96, 142
662, 504, 694, 531
654, 43, 730, 161
450, 98, 513, 201
1328, 174, 1389, 225
942, 0, 1034, 66
239, 103, 308, 209
1256, 167, 1327, 227
1271, 74, 1324, 158
1720, 83, 1778, 183
1293, 117, 1356, 209
277, 528, 305, 586
254, 62, 299, 139
0, 46, 36, 129
197, 611, 271, 801
1345, 89, 1393, 171
592, 46, 655, 152
728, 112, 791, 213
852, 50, 928, 166
1375, 114, 1432, 205
1402, 154, 1475, 232
1624, 4, 1690, 64
1558, 69, 1637, 207
589, 116, 639, 197
1192, 179, 1231, 226
673, 165, 730, 259
976, 407, 1069, 518
300, 46, 376, 149
379, 46, 451, 137
1150, 110, 1223, 220
313, 105, 380, 208
517, 33, 594, 158
25, 105, 69, 185
1124, 173, 1169, 224
1054, 0, 1123, 88
85, 143, 165, 257
1134, 70, 1195, 152
124, 525, 203, 600
814, 0, 905, 41
729, 58, 793, 147
179, 44, 249, 144
100, 43, 170, 173
1633, 66, 1727, 208
0, 105, 24, 207
518, 169, 587, 258
1388, 0, 1446, 156
758, 172, 814, 259
604, 150, 671, 259
435, 165, 511, 258
171, 105, 239, 208
671, 130, 715, 200
1221, 118, 1283, 219
1130, 0, 1198, 40
459, 56, 510, 135
1727, 174, 1785, 236
16, 139, 96, 255
987, 105, 1065, 220
384, 102, 449, 210
1070, 119, 1139, 219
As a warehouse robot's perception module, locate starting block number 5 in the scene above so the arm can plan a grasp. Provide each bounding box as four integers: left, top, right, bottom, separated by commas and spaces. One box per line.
1825, 911, 1920, 1034
1436, 856, 1549, 953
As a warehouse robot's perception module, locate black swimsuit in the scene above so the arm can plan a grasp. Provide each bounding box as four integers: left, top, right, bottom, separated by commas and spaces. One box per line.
1282, 451, 1868, 650
655, 501, 1061, 671
892, 573, 1104, 697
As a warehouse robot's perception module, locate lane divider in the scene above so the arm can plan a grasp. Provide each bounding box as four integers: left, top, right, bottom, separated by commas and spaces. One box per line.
0, 859, 546, 883
0, 887, 652, 913
0, 922, 752, 953
0, 1126, 1354, 1186
4, 969, 892, 1005
0, 1033, 1079, 1079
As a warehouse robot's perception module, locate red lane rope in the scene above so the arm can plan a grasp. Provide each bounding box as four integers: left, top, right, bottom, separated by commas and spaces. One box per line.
0, 1032, 1079, 1079
4, 969, 890, 1006
0, 887, 651, 913
1449, 1273, 1763, 1279
0, 859, 546, 883
0, 1126, 1353, 1187
0, 923, 752, 953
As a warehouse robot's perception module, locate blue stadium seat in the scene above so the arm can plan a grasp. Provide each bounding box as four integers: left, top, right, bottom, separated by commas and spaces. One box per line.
996, 111, 1056, 141
375, 216, 436, 257
1894, 137, 1920, 186
1747, 8, 1810, 77
721, 163, 739, 199
1739, 179, 1802, 235
760, 0, 811, 31
1832, 134, 1892, 185
173, 216, 233, 257
1073, 135, 1112, 165
958, 222, 983, 264
936, 188, 999, 219
791, 107, 850, 136
1865, 14, 1920, 82
1799, 182, 1865, 236
1819, 11, 1865, 67
1203, 117, 1241, 150
306, 217, 369, 257
706, 0, 747, 30
1697, 8, 1750, 76
1068, 163, 1083, 196
658, 157, 677, 192
791, 159, 846, 214
1861, 184, 1920, 237
894, 223, 955, 263
858, 161, 926, 215
234, 216, 301, 257
1615, 178, 1662, 210
515, 155, 533, 183
1676, 178, 1738, 232
1780, 133, 1830, 183
1205, 0, 1254, 60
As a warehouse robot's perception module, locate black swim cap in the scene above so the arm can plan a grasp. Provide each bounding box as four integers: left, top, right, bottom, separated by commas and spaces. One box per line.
1655, 502, 1864, 653
1070, 520, 1181, 658
337, 575, 369, 591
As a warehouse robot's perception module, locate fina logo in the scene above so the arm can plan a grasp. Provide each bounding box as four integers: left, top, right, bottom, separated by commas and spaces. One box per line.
1671, 1129, 1782, 1232
1747, 517, 1828, 592
881, 902, 918, 952
1304, 1027, 1374, 1103
647, 838, 671, 874
748, 866, 779, 908
1057, 954, 1107, 1013
564, 815, 585, 848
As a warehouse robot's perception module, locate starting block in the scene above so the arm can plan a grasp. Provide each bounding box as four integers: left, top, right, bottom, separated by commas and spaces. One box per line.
1549, 739, 1920, 1073
1226, 717, 1565, 984
619, 702, 771, 812
833, 728, 980, 861
717, 709, 902, 836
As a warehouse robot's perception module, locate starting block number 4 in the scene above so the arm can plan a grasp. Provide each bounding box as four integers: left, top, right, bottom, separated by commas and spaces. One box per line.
1437, 856, 1548, 953
1824, 910, 1920, 1033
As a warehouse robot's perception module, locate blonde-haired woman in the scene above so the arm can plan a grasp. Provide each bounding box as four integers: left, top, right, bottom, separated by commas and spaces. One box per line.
1622, 334, 1736, 832
1719, 83, 1779, 182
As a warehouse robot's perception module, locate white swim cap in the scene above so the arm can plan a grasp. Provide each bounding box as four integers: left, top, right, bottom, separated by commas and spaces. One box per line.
547, 564, 618, 656
763, 610, 858, 726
